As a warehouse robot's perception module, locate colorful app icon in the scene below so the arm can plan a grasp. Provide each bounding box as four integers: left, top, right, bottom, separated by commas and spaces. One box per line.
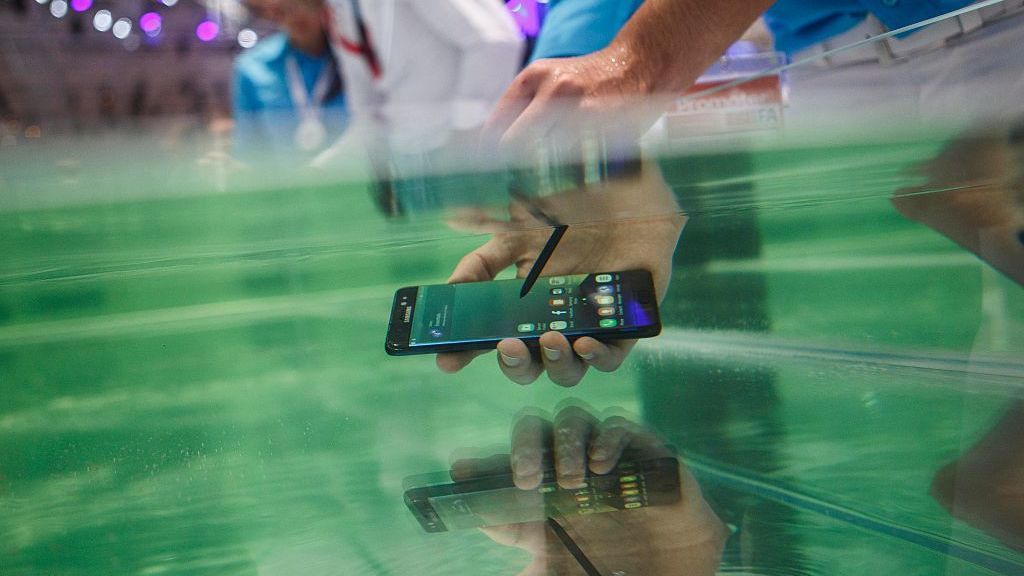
517, 323, 535, 332
624, 502, 642, 509
597, 285, 614, 294
595, 295, 615, 305
550, 288, 565, 295
538, 485, 556, 493
549, 297, 567, 307
597, 307, 616, 316
595, 274, 613, 283
619, 475, 637, 483
548, 276, 566, 285
621, 489, 640, 496
550, 321, 568, 330
599, 319, 617, 328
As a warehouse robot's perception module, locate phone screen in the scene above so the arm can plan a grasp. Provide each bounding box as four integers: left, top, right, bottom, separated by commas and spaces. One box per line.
404, 457, 680, 533
405, 271, 656, 349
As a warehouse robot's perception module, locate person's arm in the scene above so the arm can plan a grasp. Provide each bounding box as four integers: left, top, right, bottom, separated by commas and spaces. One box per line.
408, 0, 525, 130
486, 0, 776, 145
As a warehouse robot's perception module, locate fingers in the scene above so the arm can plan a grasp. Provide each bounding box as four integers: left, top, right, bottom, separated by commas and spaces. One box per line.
447, 236, 515, 284
588, 416, 634, 475
511, 415, 552, 490
439, 237, 516, 374
497, 339, 543, 385
501, 72, 584, 149
494, 335, 631, 386
436, 350, 489, 373
572, 337, 636, 372
450, 454, 512, 482
552, 406, 597, 489
539, 332, 587, 387
483, 65, 541, 146
499, 90, 559, 149
485, 61, 586, 149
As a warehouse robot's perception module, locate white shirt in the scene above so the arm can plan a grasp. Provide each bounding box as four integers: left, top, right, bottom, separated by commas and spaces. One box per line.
324, 0, 524, 153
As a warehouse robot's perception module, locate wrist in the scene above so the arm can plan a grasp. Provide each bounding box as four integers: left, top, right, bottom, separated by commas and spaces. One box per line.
600, 40, 665, 97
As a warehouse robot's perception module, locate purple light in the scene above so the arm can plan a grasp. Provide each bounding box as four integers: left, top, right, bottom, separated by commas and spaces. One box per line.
70, 0, 92, 12
195, 20, 219, 42
505, 0, 540, 37
139, 12, 161, 34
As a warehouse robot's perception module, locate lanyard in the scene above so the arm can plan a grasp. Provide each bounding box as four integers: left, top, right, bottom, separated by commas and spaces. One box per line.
284, 54, 333, 115
285, 54, 333, 151
330, 0, 382, 78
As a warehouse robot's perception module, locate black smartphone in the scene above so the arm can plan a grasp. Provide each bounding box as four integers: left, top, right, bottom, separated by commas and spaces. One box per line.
404, 457, 681, 533
385, 269, 661, 355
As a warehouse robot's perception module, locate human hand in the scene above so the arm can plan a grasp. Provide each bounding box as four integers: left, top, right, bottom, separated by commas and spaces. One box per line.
930, 401, 1024, 551
450, 405, 726, 576
436, 164, 685, 386
483, 44, 674, 151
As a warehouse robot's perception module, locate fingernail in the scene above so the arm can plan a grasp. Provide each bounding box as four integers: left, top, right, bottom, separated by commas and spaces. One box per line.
590, 448, 609, 461
501, 353, 522, 367
543, 347, 562, 361
579, 351, 595, 361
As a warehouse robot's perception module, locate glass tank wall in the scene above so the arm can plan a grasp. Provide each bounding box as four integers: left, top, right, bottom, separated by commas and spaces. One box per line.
1, 1, 1022, 575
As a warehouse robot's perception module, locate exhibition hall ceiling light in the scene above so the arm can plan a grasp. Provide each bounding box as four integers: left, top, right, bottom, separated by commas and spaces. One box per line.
49, 0, 68, 18
92, 9, 112, 31
31, 0, 263, 49
237, 28, 257, 49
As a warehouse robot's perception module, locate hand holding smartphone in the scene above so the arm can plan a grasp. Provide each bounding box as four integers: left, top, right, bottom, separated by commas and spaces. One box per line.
402, 406, 727, 576
385, 269, 661, 355
420, 162, 685, 385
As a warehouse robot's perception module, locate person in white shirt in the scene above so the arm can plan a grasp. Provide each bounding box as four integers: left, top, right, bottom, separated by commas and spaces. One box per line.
320, 0, 524, 155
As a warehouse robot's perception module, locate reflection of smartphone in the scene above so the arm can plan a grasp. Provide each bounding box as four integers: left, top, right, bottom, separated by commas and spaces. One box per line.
404, 457, 681, 533
385, 270, 660, 355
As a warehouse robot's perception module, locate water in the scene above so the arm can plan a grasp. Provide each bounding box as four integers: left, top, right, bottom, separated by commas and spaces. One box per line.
3, 3, 1024, 572
2, 132, 1022, 575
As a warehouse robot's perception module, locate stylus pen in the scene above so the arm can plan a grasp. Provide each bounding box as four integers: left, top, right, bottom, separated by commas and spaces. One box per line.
546, 516, 603, 576
520, 224, 568, 298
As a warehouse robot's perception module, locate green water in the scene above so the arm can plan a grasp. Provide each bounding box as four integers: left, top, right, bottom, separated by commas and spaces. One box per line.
1, 139, 1022, 576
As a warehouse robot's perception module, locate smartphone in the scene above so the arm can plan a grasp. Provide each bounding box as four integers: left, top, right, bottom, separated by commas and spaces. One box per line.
404, 456, 681, 533
385, 270, 660, 355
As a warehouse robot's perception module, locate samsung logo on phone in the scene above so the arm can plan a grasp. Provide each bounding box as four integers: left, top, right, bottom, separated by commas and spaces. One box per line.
403, 306, 412, 323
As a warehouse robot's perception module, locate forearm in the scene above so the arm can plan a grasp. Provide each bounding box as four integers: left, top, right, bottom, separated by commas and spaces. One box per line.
613, 0, 776, 94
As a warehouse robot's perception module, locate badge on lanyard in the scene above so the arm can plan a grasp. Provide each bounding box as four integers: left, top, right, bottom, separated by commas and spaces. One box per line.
286, 54, 333, 152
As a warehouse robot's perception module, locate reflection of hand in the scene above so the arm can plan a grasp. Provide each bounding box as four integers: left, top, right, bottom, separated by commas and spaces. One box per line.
451, 406, 726, 576
436, 164, 685, 386
891, 131, 1024, 286
931, 401, 1024, 551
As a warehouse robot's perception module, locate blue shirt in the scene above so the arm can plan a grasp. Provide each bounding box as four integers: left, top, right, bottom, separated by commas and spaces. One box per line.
766, 0, 976, 54
530, 0, 644, 61
530, 0, 978, 60
232, 33, 347, 158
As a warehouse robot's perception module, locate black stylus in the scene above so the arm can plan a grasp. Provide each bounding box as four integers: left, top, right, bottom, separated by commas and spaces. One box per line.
508, 190, 568, 298
520, 224, 568, 298
546, 516, 602, 576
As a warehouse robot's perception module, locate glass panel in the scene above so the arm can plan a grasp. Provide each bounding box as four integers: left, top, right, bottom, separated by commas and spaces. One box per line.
1, 1, 1022, 575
